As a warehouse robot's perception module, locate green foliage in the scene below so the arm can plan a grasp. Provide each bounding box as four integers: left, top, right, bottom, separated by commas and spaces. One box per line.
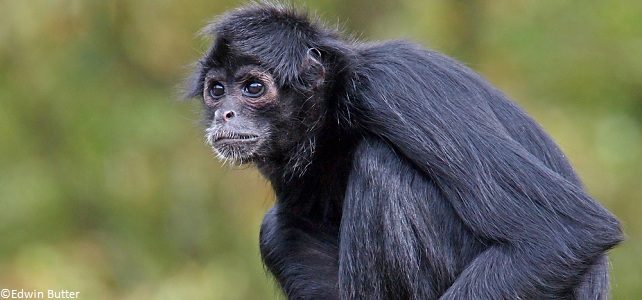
0, 0, 640, 298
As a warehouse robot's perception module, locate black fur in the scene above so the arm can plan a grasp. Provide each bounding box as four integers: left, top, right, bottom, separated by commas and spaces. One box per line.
187, 3, 622, 299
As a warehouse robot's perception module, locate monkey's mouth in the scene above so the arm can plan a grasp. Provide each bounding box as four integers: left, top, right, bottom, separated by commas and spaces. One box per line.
206, 130, 262, 162
212, 132, 260, 144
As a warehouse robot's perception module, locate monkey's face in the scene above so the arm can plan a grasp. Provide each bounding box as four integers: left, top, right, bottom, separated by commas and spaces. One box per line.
195, 29, 327, 166
202, 64, 282, 163
201, 63, 319, 166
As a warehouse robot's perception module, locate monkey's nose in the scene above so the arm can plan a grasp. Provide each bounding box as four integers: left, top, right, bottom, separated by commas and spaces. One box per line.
223, 110, 235, 121
215, 109, 237, 123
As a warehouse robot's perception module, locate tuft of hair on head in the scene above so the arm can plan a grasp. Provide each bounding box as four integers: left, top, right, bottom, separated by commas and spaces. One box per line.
194, 1, 338, 93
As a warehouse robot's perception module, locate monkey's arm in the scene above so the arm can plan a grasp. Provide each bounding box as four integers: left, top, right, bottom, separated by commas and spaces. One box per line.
349, 41, 622, 298
339, 139, 457, 299
260, 205, 340, 299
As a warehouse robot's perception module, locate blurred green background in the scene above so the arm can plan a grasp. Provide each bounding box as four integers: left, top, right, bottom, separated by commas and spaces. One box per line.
0, 0, 640, 299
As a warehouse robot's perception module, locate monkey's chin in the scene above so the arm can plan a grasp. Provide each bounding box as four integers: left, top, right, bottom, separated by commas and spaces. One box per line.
211, 139, 260, 164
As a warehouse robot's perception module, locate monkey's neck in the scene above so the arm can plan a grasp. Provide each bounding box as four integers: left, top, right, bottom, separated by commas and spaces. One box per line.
256, 128, 357, 223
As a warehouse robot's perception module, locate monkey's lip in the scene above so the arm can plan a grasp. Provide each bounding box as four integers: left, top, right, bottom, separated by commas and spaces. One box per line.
213, 133, 260, 144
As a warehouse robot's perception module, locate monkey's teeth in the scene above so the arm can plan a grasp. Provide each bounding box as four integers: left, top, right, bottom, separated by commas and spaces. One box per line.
214, 133, 258, 141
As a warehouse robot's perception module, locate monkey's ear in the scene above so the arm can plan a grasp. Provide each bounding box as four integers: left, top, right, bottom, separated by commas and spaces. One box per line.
299, 47, 326, 91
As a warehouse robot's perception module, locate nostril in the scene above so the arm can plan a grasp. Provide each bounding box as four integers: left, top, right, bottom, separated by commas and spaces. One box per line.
224, 111, 235, 120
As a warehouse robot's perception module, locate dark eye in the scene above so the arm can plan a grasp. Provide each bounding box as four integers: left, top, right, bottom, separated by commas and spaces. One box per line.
242, 81, 265, 97
209, 81, 225, 99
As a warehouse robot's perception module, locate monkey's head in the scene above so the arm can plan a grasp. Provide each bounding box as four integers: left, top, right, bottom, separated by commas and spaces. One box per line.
187, 4, 348, 168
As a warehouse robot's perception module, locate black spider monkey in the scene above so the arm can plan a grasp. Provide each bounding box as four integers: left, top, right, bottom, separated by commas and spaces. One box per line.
186, 3, 622, 299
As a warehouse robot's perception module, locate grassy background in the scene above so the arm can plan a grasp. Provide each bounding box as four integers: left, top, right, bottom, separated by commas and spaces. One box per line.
0, 0, 640, 298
